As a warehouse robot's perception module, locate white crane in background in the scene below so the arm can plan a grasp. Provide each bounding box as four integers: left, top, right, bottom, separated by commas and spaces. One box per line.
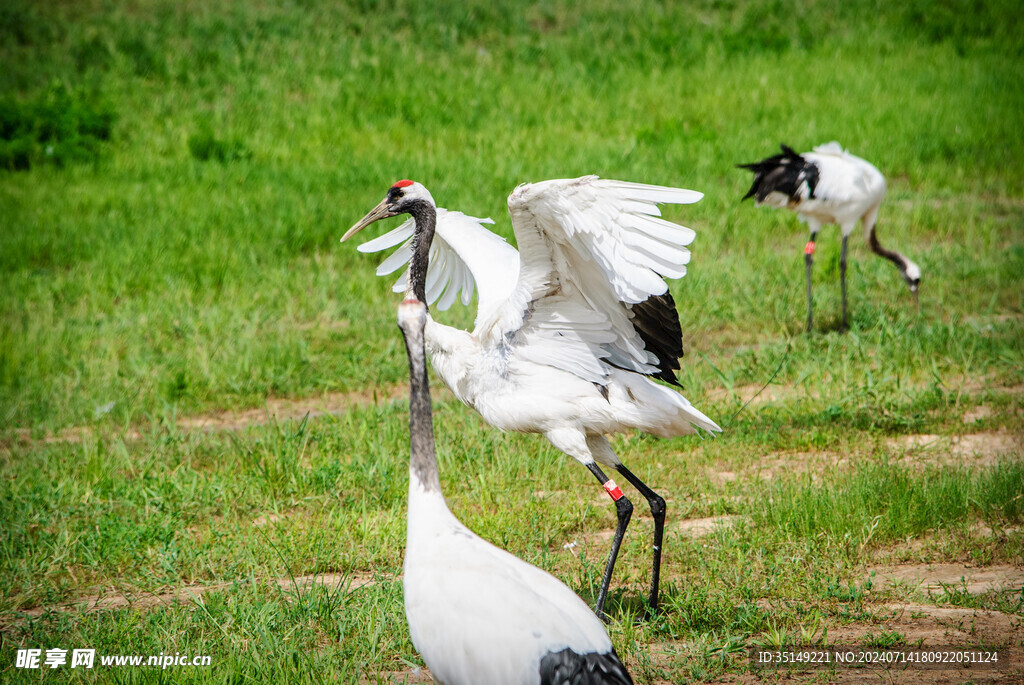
397, 296, 633, 684
344, 176, 719, 619
738, 142, 921, 332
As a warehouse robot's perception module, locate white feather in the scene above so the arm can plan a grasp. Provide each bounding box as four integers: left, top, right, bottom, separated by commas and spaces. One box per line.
405, 477, 619, 685
358, 209, 514, 315
795, 143, 887, 234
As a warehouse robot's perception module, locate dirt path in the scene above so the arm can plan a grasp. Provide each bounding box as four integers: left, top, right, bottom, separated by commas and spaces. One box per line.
12, 385, 411, 447
10, 377, 1023, 451
9, 572, 383, 624
869, 563, 1024, 595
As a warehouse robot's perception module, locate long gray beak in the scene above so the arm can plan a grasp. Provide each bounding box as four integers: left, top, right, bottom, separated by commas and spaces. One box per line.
342, 198, 394, 242
913, 288, 920, 312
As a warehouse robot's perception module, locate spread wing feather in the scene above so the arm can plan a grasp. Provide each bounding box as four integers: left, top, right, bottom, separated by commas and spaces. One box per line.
357, 209, 519, 328
486, 176, 702, 383
358, 177, 703, 386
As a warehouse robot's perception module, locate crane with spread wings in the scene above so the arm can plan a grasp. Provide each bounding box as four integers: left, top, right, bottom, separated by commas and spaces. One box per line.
343, 176, 720, 618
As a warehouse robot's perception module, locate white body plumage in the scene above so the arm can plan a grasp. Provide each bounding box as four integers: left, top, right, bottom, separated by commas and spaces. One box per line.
404, 474, 621, 685
754, 142, 888, 240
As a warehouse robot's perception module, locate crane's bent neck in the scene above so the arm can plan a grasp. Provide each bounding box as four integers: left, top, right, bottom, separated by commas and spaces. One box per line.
868, 224, 913, 275
406, 200, 437, 305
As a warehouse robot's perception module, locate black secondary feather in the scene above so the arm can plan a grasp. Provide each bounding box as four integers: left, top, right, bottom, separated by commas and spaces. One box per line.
738, 143, 819, 204
627, 291, 683, 386
539, 647, 634, 685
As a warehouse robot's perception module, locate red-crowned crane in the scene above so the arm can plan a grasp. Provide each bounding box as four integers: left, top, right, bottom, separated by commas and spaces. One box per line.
738, 142, 921, 332
344, 176, 720, 619
397, 296, 633, 685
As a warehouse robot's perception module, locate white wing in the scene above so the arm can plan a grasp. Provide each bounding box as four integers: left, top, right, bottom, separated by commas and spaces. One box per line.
357, 209, 520, 328
485, 176, 702, 383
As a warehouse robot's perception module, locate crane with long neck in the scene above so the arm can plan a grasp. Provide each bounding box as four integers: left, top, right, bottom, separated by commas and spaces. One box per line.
397, 294, 634, 685
346, 176, 719, 618
739, 142, 921, 332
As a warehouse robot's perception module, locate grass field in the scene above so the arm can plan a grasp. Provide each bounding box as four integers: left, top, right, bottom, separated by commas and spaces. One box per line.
2, 0, 1023, 682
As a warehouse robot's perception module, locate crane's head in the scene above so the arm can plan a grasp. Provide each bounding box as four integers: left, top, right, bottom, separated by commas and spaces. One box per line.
342, 180, 435, 242
902, 259, 921, 309
903, 260, 921, 293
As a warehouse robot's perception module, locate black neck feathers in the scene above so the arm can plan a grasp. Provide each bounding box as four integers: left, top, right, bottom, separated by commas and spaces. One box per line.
867, 224, 908, 273
406, 200, 437, 305
399, 303, 442, 493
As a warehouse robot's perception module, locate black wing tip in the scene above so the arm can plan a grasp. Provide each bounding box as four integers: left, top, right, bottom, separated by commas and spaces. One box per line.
539, 647, 634, 685
628, 292, 684, 384
736, 163, 760, 202
655, 368, 683, 387
738, 143, 803, 168
737, 143, 816, 203
779, 142, 801, 157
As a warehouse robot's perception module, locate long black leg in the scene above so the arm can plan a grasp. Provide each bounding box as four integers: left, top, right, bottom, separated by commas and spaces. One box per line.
840, 234, 849, 330
804, 236, 816, 333
615, 464, 665, 617
585, 462, 633, 621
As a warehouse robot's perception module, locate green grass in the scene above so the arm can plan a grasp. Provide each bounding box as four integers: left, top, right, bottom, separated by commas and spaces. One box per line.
2, 0, 1023, 682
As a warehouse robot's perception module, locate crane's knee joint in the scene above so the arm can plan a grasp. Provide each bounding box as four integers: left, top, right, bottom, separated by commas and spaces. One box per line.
649, 493, 666, 520
615, 496, 633, 521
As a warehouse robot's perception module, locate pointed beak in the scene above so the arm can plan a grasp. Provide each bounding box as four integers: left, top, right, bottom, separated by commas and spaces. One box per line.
342, 198, 395, 242
912, 288, 920, 312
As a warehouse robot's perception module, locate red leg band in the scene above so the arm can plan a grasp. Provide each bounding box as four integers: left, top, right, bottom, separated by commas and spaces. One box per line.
805, 241, 815, 255
604, 479, 624, 501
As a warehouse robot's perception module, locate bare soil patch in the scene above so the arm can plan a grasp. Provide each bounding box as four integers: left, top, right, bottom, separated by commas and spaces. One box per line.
830, 602, 1022, 655
362, 666, 433, 684
9, 572, 381, 624
964, 405, 996, 424
11, 376, 1020, 451
573, 515, 743, 550
714, 427, 1020, 487
706, 382, 812, 408
644, 597, 1024, 683
13, 386, 409, 446
869, 563, 1024, 596
742, 449, 850, 481
675, 515, 744, 538
887, 431, 1022, 467
176, 387, 408, 432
